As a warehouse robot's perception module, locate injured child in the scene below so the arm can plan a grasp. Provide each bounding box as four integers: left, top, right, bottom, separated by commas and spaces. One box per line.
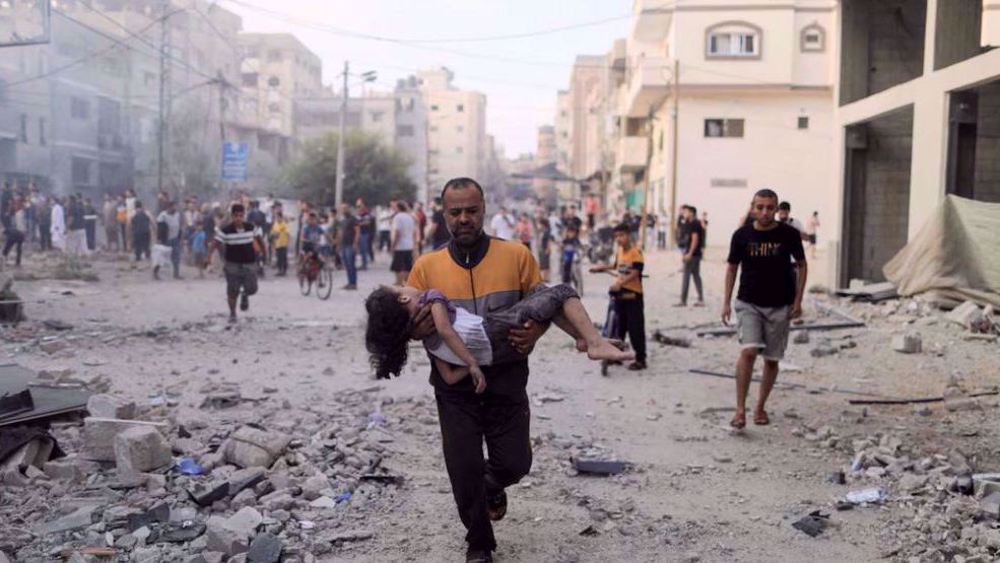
365, 283, 633, 393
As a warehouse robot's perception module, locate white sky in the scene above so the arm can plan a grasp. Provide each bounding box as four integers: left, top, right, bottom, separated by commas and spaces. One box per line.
220, 0, 631, 158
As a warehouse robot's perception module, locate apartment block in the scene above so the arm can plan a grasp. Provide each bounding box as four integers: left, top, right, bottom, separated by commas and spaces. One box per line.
418, 68, 488, 193
238, 33, 322, 137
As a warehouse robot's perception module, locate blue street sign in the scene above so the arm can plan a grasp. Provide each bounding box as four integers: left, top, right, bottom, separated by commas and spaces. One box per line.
222, 142, 249, 182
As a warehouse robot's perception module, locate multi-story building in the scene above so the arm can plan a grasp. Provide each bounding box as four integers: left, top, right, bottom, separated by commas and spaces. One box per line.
835, 0, 1000, 284
393, 76, 429, 202
533, 125, 557, 202
554, 89, 573, 180
620, 0, 837, 243
238, 33, 322, 137
417, 68, 488, 193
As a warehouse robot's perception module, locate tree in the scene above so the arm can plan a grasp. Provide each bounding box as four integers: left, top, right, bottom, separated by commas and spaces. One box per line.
285, 130, 416, 207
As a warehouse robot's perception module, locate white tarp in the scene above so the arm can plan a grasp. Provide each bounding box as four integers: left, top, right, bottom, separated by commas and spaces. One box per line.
883, 195, 1000, 308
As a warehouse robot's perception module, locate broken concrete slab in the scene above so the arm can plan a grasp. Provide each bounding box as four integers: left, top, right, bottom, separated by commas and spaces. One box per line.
891, 332, 922, 354
86, 394, 137, 420
946, 301, 984, 329
114, 426, 172, 475
126, 502, 170, 532
36, 505, 99, 534
187, 480, 230, 507
81, 418, 168, 462
246, 533, 282, 563
980, 492, 1000, 519
222, 427, 290, 469
227, 467, 266, 496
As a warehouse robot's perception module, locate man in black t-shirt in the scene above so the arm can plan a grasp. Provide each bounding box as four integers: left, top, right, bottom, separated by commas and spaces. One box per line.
205, 204, 265, 323
676, 205, 705, 307
721, 189, 807, 430
426, 198, 451, 250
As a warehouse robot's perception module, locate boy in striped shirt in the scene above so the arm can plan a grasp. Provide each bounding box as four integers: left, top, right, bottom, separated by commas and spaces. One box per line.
205, 204, 265, 323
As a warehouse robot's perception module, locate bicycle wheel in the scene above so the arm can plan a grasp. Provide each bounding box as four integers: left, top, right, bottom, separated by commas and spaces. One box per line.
316, 263, 334, 300
572, 262, 584, 296
298, 269, 312, 296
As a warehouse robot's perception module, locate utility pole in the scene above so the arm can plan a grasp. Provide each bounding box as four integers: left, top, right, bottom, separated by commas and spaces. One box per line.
668, 59, 680, 246
638, 105, 655, 250
334, 61, 348, 208
156, 5, 170, 195
217, 70, 227, 198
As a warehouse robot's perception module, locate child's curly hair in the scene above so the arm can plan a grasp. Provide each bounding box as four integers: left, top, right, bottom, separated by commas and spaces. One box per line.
364, 286, 413, 379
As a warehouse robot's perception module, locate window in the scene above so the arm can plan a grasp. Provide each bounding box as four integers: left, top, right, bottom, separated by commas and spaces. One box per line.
267, 76, 280, 88
19, 114, 28, 143
396, 124, 414, 137
371, 111, 383, 123
456, 104, 464, 112
71, 97, 90, 120
704, 118, 744, 138
242, 73, 258, 87
800, 24, 825, 52
797, 116, 809, 130
430, 104, 439, 111
38, 117, 46, 146
267, 49, 283, 62
706, 22, 762, 59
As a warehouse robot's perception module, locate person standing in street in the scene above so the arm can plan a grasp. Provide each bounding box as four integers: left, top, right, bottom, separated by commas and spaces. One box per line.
157, 200, 183, 279
270, 210, 290, 276
335, 203, 360, 290
65, 195, 88, 257
355, 198, 375, 269
777, 201, 807, 240
676, 205, 705, 307
390, 200, 415, 285
591, 223, 647, 371
406, 177, 548, 563
37, 196, 51, 251
414, 202, 428, 254
425, 197, 451, 251
489, 206, 515, 240
131, 201, 152, 262
806, 211, 820, 258
2, 206, 25, 268
83, 198, 98, 252
50, 197, 66, 252
376, 204, 393, 253
103, 194, 119, 251
247, 200, 268, 277
205, 203, 265, 324
722, 189, 808, 429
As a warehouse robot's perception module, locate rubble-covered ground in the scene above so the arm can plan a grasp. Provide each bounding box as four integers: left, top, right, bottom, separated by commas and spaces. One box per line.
1, 247, 998, 563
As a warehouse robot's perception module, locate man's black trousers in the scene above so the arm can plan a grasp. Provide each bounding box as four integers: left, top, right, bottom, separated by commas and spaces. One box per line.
613, 293, 647, 363
435, 385, 532, 552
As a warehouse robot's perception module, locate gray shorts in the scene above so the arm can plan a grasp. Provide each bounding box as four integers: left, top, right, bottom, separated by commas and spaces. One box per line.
734, 299, 790, 361
224, 262, 258, 299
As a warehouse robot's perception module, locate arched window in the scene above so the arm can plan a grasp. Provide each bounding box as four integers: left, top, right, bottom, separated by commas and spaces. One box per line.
706, 21, 762, 59
801, 23, 826, 52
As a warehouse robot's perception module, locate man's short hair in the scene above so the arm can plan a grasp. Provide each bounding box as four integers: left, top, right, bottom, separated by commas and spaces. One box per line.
441, 177, 484, 200
688, 205, 698, 215
613, 222, 630, 233
396, 201, 410, 212
754, 188, 779, 202
778, 201, 791, 211
231, 203, 245, 214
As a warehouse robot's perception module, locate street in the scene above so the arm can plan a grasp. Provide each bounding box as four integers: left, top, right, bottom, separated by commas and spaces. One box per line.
3, 245, 998, 563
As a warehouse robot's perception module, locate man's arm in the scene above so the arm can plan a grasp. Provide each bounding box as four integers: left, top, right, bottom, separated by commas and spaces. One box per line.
353, 224, 361, 250
791, 261, 808, 319
721, 263, 738, 325
684, 232, 700, 262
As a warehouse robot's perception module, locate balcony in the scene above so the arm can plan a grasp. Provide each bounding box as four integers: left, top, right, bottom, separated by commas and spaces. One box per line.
616, 135, 648, 173
630, 0, 672, 43
624, 56, 670, 117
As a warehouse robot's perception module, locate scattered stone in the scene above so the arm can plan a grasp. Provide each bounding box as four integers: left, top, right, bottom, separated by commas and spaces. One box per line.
227, 467, 266, 496
897, 473, 928, 493
247, 533, 282, 563
946, 301, 984, 329
308, 496, 336, 509
160, 522, 207, 543
980, 492, 1000, 519
86, 394, 137, 420
114, 426, 172, 475
36, 505, 98, 534
188, 480, 230, 507
126, 502, 170, 532
81, 418, 168, 462
222, 427, 291, 468
326, 530, 374, 543
891, 332, 922, 354
793, 331, 810, 344
792, 511, 829, 537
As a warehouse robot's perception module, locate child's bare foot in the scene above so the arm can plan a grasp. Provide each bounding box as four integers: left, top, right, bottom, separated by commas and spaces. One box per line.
576, 338, 588, 353
585, 338, 635, 361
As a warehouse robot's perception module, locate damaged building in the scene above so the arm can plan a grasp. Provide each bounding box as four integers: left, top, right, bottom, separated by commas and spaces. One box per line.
835, 0, 1000, 284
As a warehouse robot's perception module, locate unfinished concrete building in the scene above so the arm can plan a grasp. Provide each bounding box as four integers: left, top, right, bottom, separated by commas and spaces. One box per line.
836, 0, 1000, 283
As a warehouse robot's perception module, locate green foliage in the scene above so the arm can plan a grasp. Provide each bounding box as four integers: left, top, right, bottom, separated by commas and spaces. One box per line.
284, 130, 416, 207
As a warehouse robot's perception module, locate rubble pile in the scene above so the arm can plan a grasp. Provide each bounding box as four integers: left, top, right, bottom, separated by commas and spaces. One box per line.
0, 387, 414, 563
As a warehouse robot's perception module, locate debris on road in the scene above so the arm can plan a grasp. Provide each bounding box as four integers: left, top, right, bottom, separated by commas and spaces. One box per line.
791, 511, 830, 537
573, 458, 630, 476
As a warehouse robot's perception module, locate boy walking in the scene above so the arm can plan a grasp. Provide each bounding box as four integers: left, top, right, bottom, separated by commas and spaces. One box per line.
721, 189, 808, 429
205, 204, 265, 324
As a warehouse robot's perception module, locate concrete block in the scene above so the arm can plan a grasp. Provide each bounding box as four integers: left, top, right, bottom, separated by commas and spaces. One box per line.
981, 491, 1000, 518
247, 533, 282, 563
113, 426, 172, 474
946, 301, 983, 329
222, 427, 290, 469
227, 467, 266, 496
86, 394, 137, 420
82, 418, 168, 462
891, 332, 922, 354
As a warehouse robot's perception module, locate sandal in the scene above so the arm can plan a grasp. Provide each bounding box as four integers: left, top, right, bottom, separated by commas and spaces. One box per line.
730, 410, 746, 430
753, 410, 770, 426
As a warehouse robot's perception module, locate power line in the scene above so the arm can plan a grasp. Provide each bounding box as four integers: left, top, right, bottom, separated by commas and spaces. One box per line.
188, 0, 240, 53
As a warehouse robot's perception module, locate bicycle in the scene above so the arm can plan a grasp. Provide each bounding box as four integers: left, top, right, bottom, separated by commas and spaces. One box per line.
561, 247, 584, 296
298, 252, 335, 300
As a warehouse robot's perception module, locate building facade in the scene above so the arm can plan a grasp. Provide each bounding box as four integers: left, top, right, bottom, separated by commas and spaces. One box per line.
238, 33, 322, 138
620, 0, 837, 241
417, 68, 488, 193
835, 0, 1000, 284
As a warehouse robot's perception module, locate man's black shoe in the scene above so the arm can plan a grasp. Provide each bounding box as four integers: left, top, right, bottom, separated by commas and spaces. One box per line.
627, 361, 647, 371
466, 548, 493, 563
239, 292, 249, 311
487, 490, 507, 521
